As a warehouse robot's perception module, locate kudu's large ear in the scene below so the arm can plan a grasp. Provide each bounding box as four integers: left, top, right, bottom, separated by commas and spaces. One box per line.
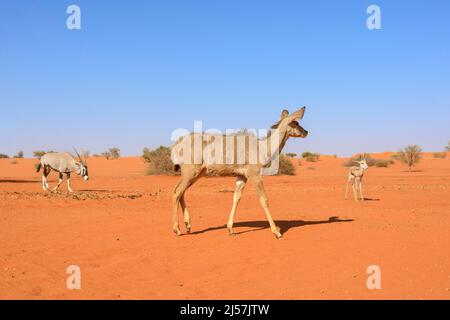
288, 107, 306, 122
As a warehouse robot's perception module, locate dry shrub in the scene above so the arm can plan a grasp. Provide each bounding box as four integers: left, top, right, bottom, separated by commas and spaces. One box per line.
285, 153, 297, 158
143, 146, 179, 176
343, 153, 393, 168
0, 154, 9, 159
302, 152, 320, 162
433, 152, 447, 159
278, 154, 296, 176
33, 151, 46, 159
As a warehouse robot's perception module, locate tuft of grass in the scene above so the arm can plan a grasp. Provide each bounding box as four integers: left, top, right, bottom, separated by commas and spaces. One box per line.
143, 146, 179, 176
277, 154, 296, 175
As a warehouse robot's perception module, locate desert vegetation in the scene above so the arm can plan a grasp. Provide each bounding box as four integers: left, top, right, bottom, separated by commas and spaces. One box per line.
302, 152, 320, 162
13, 151, 24, 159
278, 154, 296, 175
102, 148, 121, 160
398, 145, 422, 171
143, 146, 178, 176
433, 152, 447, 159
343, 153, 394, 168
285, 153, 297, 158
446, 141, 450, 152
0, 153, 9, 159
32, 151, 46, 159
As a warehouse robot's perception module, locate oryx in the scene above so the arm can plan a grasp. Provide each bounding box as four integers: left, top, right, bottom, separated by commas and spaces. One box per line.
36, 149, 89, 192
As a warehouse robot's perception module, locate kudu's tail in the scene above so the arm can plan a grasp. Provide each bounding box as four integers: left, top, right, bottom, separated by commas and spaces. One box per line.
35, 162, 42, 173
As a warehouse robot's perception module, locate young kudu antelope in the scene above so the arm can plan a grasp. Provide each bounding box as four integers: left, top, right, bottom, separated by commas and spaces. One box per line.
171, 107, 308, 238
344, 159, 369, 201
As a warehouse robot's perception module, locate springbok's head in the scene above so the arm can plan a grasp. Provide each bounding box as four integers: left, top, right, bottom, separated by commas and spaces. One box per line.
271, 107, 308, 138
355, 159, 369, 170
74, 148, 89, 181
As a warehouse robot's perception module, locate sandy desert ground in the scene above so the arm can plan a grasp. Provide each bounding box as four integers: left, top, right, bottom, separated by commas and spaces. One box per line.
0, 154, 449, 300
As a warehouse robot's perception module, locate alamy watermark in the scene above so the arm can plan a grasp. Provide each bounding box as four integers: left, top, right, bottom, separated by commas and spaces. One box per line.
367, 5, 382, 30
66, 5, 81, 30
170, 122, 283, 175
366, 265, 382, 289
66, 265, 81, 290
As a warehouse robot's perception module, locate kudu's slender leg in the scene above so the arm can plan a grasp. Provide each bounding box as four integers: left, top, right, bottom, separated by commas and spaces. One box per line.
53, 173, 64, 192
66, 173, 74, 193
227, 176, 247, 235
179, 196, 191, 233
172, 166, 205, 236
250, 175, 282, 239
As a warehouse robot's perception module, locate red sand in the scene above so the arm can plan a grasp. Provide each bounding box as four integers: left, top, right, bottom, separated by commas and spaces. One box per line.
1, 156, 449, 299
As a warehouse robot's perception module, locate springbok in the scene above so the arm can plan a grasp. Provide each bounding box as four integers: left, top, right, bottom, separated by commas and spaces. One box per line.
171, 107, 308, 238
344, 159, 369, 201
36, 150, 89, 192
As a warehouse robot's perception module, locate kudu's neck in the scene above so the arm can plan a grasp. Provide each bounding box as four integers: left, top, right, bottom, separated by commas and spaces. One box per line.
261, 126, 290, 164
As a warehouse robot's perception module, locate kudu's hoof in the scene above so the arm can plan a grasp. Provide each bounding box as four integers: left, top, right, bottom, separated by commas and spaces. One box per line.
173, 228, 182, 236
274, 227, 282, 239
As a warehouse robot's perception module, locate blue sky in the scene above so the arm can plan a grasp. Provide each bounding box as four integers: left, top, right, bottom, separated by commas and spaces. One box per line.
1, 0, 449, 157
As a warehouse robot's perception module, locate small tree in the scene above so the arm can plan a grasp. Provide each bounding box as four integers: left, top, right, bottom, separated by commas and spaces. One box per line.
14, 151, 24, 159
102, 148, 121, 160
399, 145, 422, 171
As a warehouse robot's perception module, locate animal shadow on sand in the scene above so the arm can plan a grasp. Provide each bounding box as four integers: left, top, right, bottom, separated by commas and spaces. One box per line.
190, 216, 354, 236
0, 179, 38, 184
362, 198, 380, 201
